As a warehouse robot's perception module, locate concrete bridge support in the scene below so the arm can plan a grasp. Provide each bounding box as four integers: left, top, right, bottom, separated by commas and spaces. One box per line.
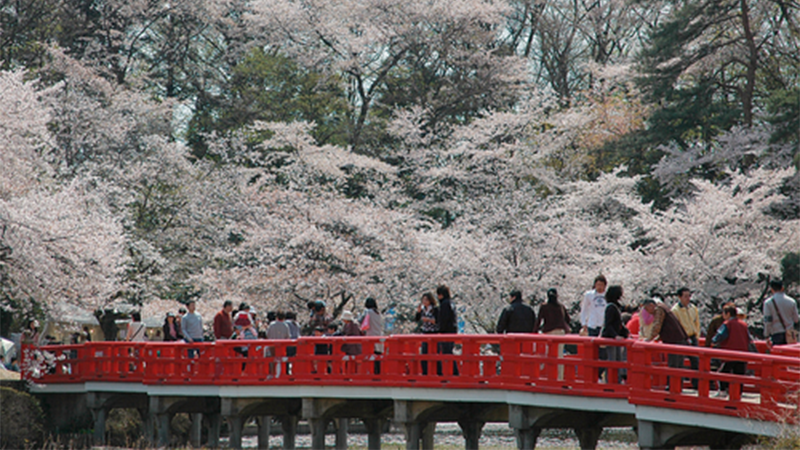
458, 420, 486, 450
509, 404, 634, 450
85, 392, 148, 446
148, 396, 221, 447
221, 397, 301, 449
303, 398, 393, 449
280, 415, 299, 449
222, 397, 301, 449
637, 420, 752, 450
395, 400, 504, 450
257, 415, 271, 450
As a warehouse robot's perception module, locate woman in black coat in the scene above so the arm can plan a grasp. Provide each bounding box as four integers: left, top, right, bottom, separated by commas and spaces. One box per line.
600, 285, 628, 383
162, 312, 183, 342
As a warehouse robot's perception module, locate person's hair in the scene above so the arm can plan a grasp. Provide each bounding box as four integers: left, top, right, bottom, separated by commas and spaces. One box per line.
421, 292, 437, 307
722, 305, 737, 317
286, 311, 296, 320
223, 300, 233, 308
509, 290, 522, 302
178, 307, 187, 314
314, 300, 326, 311
546, 288, 558, 305
314, 327, 325, 334
605, 285, 623, 305
267, 311, 276, 322
186, 300, 196, 306
239, 302, 249, 311
365, 297, 378, 310
436, 285, 451, 300
326, 323, 338, 332
132, 311, 141, 321
676, 287, 691, 297
276, 311, 286, 320
307, 301, 316, 310
770, 279, 784, 291
593, 275, 607, 287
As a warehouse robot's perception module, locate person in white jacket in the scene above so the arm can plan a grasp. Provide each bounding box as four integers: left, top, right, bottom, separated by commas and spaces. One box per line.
580, 275, 607, 337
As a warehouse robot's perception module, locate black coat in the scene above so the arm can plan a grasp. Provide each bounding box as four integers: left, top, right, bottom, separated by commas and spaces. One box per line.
438, 298, 458, 334
601, 303, 629, 339
496, 300, 536, 333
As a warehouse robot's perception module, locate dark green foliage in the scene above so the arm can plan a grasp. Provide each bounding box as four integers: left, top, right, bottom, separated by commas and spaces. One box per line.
375, 45, 521, 138
0, 387, 45, 449
0, 0, 57, 70
105, 408, 145, 447
422, 208, 457, 228
636, 0, 749, 147
188, 48, 351, 158
767, 88, 800, 145
781, 252, 800, 287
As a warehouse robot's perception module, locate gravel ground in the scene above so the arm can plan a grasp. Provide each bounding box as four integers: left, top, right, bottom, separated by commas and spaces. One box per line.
230, 422, 640, 449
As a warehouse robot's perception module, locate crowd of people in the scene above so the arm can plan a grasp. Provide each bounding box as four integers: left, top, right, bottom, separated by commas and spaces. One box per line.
15, 278, 798, 384
490, 275, 797, 393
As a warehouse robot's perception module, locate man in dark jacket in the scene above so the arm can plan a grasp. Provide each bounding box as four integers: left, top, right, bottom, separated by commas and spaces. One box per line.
496, 290, 536, 333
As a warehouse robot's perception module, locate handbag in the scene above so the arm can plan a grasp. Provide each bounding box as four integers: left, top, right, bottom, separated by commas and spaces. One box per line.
772, 299, 798, 344
361, 312, 371, 332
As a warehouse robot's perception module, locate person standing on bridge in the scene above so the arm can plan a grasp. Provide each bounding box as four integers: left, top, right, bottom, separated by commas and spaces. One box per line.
213, 300, 234, 340
763, 279, 798, 346
125, 312, 147, 342
360, 297, 384, 374
600, 286, 629, 383
181, 300, 204, 343
537, 288, 571, 380
436, 285, 459, 376
496, 290, 536, 334
163, 312, 183, 342
641, 298, 693, 389
711, 305, 752, 395
415, 292, 439, 375
580, 275, 607, 337
672, 287, 700, 388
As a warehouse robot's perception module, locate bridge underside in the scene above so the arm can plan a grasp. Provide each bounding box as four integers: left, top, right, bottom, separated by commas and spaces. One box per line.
31, 382, 785, 450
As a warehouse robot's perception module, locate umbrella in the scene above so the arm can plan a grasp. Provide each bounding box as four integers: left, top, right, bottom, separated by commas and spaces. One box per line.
0, 337, 15, 365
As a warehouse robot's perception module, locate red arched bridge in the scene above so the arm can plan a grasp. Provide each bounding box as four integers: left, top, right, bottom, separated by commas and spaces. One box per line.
23, 334, 799, 449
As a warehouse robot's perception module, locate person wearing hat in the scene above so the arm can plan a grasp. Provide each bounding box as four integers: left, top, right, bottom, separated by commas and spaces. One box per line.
163, 312, 183, 342
496, 290, 536, 334
340, 310, 363, 356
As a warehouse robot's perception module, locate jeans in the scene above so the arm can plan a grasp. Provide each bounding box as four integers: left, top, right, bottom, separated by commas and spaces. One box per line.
771, 332, 787, 346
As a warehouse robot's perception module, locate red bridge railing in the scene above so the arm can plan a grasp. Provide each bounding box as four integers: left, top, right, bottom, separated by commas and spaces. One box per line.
22, 335, 800, 424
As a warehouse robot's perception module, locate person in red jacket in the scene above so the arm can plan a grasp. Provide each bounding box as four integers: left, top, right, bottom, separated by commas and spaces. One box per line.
711, 305, 751, 395
213, 300, 234, 340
